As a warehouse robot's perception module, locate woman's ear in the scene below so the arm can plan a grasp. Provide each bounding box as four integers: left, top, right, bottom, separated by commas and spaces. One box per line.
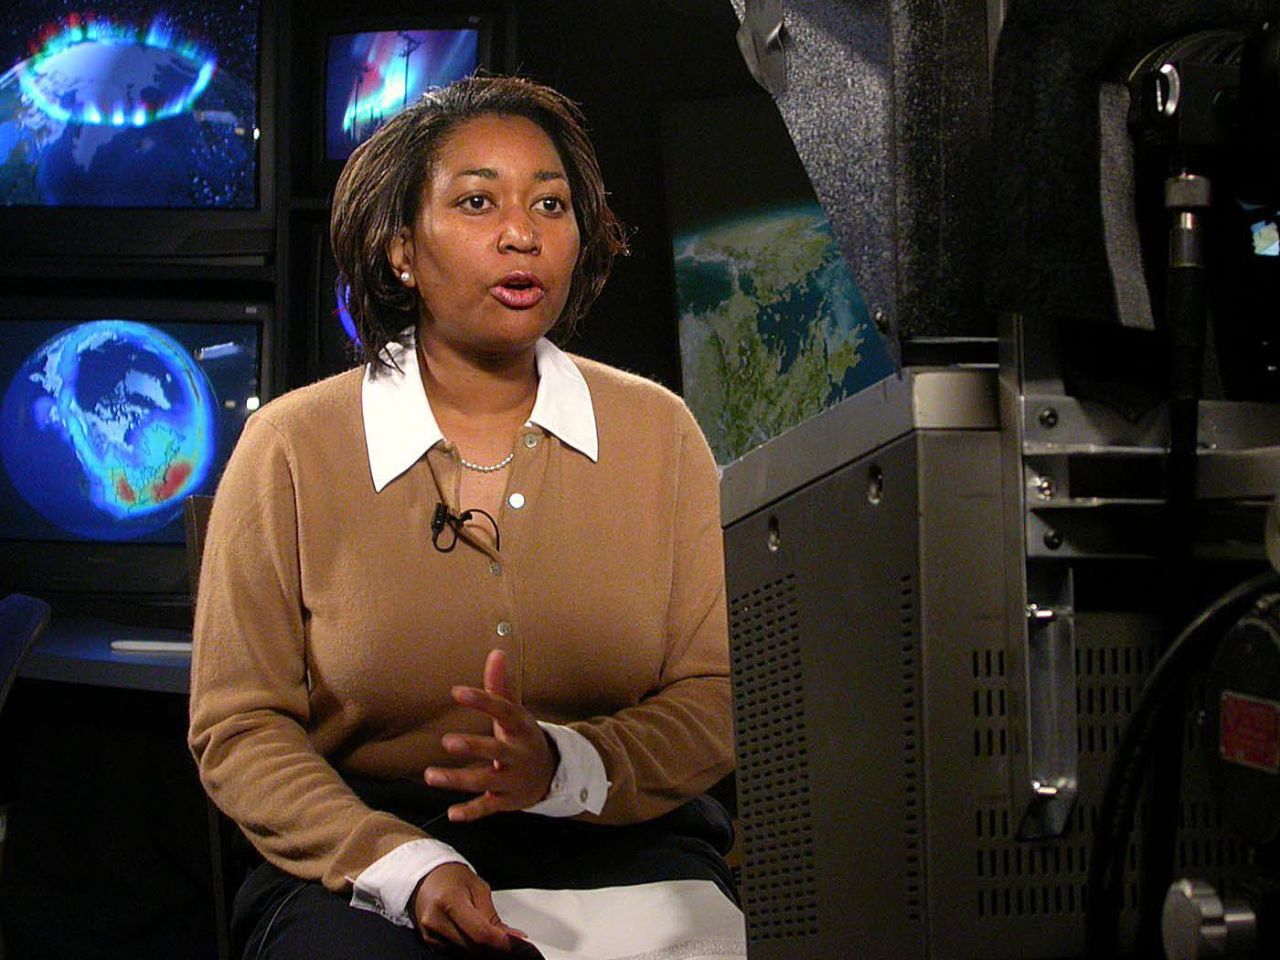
386, 227, 413, 282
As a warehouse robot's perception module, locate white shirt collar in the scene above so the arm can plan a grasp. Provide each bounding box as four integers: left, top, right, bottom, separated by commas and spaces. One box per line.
362, 332, 599, 492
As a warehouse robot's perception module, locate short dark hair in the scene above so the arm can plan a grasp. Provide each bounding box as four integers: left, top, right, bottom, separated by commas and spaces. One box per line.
330, 74, 629, 369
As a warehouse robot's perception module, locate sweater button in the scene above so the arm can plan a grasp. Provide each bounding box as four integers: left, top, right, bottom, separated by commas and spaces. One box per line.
497, 621, 512, 637
508, 492, 526, 509
523, 434, 539, 448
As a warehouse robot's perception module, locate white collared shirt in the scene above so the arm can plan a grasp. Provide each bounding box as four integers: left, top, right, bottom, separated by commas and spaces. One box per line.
350, 332, 610, 927
362, 334, 599, 492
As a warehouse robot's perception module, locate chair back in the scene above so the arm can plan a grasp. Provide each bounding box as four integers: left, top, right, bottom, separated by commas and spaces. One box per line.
0, 595, 51, 716
183, 495, 215, 605
184, 493, 247, 960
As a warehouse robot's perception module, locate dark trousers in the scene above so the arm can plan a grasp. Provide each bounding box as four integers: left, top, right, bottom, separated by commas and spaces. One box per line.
233, 779, 736, 960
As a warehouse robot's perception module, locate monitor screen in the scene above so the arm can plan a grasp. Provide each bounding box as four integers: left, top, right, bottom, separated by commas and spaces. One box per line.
661, 94, 896, 465
0, 298, 269, 598
1250, 216, 1279, 257
324, 25, 481, 162
308, 224, 362, 381
0, 0, 262, 210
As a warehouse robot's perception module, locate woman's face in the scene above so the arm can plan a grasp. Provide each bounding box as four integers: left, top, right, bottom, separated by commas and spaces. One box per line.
389, 113, 581, 362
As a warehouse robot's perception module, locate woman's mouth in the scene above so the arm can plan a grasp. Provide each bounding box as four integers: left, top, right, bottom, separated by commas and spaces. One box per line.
490, 273, 546, 310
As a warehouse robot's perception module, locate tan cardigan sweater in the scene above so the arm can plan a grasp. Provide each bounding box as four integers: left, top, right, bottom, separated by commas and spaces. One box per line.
187, 355, 733, 893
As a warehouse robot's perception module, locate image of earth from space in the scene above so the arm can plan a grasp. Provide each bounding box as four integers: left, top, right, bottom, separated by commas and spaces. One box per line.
675, 203, 894, 464
0, 16, 256, 207
0, 321, 216, 540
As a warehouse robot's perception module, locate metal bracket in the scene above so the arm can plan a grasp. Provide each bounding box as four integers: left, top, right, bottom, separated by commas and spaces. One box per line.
1000, 313, 1080, 841
1018, 600, 1079, 839
736, 0, 788, 97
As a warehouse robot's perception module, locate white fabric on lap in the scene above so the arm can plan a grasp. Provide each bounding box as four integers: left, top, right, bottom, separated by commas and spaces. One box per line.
492, 879, 745, 960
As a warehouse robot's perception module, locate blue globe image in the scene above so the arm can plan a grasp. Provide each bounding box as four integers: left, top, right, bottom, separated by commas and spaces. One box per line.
0, 15, 257, 208
674, 203, 895, 463
0, 321, 217, 541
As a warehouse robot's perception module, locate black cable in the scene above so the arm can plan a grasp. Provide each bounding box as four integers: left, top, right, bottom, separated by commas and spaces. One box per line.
1085, 568, 1280, 958
431, 503, 500, 553
1138, 186, 1214, 955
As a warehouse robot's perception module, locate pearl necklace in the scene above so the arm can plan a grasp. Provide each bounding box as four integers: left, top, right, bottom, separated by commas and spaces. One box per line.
458, 451, 515, 473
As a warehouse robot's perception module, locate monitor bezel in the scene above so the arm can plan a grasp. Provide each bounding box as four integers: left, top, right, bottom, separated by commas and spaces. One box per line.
0, 0, 279, 272
0, 295, 274, 603
307, 219, 363, 383
312, 10, 494, 192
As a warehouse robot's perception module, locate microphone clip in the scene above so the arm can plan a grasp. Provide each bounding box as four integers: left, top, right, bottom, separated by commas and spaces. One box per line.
431, 502, 500, 553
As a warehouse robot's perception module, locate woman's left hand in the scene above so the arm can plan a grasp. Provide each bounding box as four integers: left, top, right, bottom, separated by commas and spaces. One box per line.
425, 648, 558, 822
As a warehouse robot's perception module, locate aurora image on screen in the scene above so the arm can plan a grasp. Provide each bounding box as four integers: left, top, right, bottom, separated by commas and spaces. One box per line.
0, 320, 228, 542
335, 278, 360, 348
326, 28, 478, 161
0, 5, 259, 208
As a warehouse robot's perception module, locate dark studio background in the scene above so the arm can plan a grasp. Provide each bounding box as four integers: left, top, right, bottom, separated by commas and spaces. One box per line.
4, 0, 1279, 955
0, 3, 770, 958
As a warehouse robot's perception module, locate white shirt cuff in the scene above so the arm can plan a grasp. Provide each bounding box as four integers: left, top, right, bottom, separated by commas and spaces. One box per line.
349, 838, 473, 927
525, 721, 610, 816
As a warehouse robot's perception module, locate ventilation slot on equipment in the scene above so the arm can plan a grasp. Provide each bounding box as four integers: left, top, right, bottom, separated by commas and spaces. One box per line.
973, 801, 1094, 918
970, 644, 1008, 758
730, 574, 818, 942
900, 573, 924, 922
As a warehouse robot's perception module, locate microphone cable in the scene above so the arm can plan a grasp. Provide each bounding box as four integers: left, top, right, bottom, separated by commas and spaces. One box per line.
431, 503, 500, 553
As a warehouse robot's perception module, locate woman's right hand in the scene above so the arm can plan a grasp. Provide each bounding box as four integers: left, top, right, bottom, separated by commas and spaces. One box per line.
412, 861, 527, 954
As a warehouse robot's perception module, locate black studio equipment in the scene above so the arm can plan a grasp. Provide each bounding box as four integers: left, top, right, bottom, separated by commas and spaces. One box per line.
720, 1, 1280, 959
1089, 21, 1280, 960
1128, 21, 1280, 406
1157, 563, 1280, 960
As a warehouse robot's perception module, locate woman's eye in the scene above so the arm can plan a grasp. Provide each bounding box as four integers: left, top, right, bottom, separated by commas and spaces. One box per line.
461, 195, 491, 211
538, 197, 566, 213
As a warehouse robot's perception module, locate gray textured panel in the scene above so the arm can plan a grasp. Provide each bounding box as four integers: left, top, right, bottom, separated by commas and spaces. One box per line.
887, 0, 993, 339
733, 0, 895, 342
731, 0, 995, 345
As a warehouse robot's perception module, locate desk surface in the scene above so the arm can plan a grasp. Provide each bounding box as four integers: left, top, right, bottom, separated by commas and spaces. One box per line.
22, 617, 192, 694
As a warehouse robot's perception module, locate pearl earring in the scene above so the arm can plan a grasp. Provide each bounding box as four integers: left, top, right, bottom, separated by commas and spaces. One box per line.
400, 271, 411, 283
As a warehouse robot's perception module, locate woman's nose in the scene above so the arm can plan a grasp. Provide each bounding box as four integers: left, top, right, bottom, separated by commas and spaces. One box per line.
499, 211, 540, 253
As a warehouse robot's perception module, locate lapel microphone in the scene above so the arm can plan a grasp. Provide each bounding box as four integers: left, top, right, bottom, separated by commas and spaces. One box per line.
431, 503, 458, 536
432, 502, 501, 553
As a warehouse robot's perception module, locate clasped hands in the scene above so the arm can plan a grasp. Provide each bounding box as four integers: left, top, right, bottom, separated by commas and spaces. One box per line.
424, 647, 558, 821
411, 649, 556, 954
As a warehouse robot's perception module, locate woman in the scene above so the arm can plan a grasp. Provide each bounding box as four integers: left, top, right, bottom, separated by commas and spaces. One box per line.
188, 75, 736, 958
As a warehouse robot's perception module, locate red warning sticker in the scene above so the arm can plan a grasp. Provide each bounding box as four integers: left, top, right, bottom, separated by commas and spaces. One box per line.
1220, 691, 1280, 774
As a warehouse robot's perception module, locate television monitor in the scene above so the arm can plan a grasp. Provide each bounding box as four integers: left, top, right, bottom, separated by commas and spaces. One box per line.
0, 0, 275, 265
660, 94, 896, 465
308, 222, 362, 382
317, 14, 490, 185
0, 297, 272, 601
1250, 213, 1279, 257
